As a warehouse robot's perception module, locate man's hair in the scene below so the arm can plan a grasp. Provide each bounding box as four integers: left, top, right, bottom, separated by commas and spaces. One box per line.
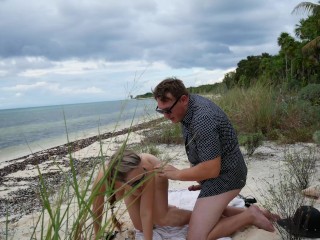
153, 77, 189, 101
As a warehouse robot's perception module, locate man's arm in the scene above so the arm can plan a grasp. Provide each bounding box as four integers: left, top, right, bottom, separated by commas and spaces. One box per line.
157, 156, 221, 181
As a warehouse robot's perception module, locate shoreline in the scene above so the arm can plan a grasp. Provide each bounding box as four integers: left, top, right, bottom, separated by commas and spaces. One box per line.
0, 117, 164, 181
0, 117, 164, 223
0, 117, 319, 239
0, 113, 159, 163
0, 98, 158, 163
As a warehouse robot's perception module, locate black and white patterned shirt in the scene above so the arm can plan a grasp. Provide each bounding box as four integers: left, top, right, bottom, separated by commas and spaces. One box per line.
181, 94, 247, 197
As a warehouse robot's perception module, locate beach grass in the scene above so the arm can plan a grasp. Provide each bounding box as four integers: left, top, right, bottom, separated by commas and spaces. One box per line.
19, 107, 170, 239
141, 120, 183, 145
2, 86, 320, 239
24, 137, 124, 239
257, 145, 319, 240
283, 146, 318, 190
215, 83, 320, 144
0, 99, 155, 239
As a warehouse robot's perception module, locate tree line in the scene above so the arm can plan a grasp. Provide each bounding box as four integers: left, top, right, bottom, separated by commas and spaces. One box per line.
136, 2, 319, 98
223, 1, 320, 90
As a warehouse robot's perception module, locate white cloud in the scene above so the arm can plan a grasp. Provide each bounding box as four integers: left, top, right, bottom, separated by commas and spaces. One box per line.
2, 81, 48, 91
2, 81, 105, 95
53, 86, 105, 95
0, 0, 308, 109
19, 59, 100, 77
16, 58, 169, 78
0, 70, 7, 77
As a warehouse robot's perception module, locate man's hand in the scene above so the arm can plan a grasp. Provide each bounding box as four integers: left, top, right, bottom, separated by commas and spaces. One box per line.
155, 164, 180, 180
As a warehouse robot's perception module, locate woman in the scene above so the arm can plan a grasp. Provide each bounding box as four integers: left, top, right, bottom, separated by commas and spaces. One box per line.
91, 149, 192, 240
92, 148, 278, 240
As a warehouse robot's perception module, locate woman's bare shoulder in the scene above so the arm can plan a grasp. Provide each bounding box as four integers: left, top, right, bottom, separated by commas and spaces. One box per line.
140, 153, 161, 166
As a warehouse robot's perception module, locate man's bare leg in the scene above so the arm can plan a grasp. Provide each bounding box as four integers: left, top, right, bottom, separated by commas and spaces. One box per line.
187, 189, 240, 240
207, 205, 275, 240
223, 206, 280, 221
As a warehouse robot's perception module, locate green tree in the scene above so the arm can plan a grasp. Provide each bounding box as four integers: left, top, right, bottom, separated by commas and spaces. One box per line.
292, 1, 320, 16
234, 55, 265, 88
292, 1, 320, 83
277, 32, 298, 82
293, 2, 320, 53
223, 71, 236, 89
259, 54, 284, 85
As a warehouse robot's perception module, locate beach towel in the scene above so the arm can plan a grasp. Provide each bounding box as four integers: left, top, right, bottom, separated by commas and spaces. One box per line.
135, 189, 245, 240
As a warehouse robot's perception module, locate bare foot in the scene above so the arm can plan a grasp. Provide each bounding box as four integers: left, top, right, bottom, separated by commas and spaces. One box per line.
188, 184, 202, 191
249, 205, 275, 232
260, 208, 281, 222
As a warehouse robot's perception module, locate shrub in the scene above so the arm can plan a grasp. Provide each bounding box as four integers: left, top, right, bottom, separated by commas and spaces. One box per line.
216, 84, 277, 135
216, 84, 320, 143
260, 146, 319, 239
298, 84, 320, 105
313, 130, 320, 144
142, 122, 183, 144
276, 98, 320, 143
283, 147, 318, 190
137, 144, 161, 156
261, 173, 305, 240
238, 132, 264, 156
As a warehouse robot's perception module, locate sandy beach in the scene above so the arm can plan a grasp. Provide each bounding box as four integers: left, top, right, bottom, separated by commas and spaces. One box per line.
0, 118, 319, 240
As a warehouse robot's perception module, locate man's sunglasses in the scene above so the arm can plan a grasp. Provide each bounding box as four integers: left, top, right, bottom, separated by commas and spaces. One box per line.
128, 171, 147, 188
155, 96, 182, 114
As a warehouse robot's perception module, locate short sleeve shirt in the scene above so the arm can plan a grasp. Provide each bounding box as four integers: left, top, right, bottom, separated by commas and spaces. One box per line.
181, 94, 247, 197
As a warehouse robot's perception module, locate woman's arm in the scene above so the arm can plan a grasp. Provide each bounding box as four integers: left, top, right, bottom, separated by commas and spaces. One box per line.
92, 170, 106, 238
139, 175, 155, 240
92, 170, 125, 238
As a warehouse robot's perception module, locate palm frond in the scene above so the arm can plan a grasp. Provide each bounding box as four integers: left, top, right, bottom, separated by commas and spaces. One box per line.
302, 36, 320, 53
291, 2, 320, 15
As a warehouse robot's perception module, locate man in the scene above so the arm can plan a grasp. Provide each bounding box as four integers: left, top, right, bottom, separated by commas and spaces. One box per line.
153, 77, 275, 239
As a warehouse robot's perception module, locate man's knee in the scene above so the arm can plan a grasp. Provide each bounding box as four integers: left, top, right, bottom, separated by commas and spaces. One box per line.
187, 228, 207, 240
188, 216, 212, 240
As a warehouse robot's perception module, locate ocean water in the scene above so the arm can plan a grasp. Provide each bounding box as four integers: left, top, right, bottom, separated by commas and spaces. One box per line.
0, 99, 157, 162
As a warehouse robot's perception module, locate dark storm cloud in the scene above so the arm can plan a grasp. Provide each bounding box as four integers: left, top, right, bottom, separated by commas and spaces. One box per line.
0, 0, 301, 69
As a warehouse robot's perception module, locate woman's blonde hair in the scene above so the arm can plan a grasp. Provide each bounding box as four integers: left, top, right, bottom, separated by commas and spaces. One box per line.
108, 149, 141, 182
106, 149, 141, 230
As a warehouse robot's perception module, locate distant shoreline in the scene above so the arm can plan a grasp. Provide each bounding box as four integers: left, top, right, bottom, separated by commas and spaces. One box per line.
1, 117, 163, 165
0, 98, 157, 163
0, 117, 164, 223
1, 113, 319, 239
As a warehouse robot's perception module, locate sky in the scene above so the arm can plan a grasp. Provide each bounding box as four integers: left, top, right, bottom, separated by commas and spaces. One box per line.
0, 0, 310, 110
